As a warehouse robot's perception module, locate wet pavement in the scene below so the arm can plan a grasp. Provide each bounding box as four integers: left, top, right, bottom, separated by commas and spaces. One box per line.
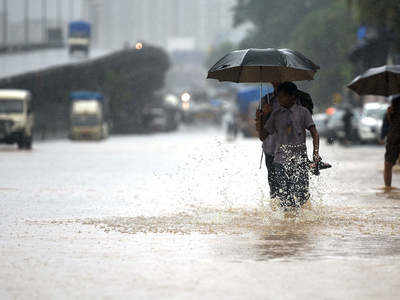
0, 128, 399, 299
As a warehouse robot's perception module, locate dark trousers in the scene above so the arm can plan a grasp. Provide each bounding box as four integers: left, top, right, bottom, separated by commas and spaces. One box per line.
273, 159, 310, 208
264, 153, 278, 198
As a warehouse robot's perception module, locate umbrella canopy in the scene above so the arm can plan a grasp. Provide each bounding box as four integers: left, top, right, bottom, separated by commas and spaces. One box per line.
207, 48, 320, 83
347, 65, 400, 96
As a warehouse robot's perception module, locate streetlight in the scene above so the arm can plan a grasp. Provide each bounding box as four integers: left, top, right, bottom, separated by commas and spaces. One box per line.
181, 92, 191, 103
135, 42, 143, 50
42, 0, 47, 43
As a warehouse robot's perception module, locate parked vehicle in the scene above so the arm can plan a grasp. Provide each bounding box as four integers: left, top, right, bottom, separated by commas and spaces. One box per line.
236, 86, 273, 138
325, 108, 361, 144
69, 91, 110, 140
146, 107, 180, 132
357, 102, 388, 143
325, 109, 345, 144
0, 89, 34, 149
68, 21, 91, 56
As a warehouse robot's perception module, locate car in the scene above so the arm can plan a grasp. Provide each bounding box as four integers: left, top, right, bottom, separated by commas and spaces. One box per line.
325, 109, 345, 144
357, 102, 388, 143
0, 89, 34, 149
146, 107, 180, 132
325, 107, 361, 145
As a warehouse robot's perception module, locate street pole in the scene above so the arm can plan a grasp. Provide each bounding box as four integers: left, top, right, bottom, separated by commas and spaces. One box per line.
24, 0, 29, 46
70, 0, 74, 21
81, 0, 88, 20
56, 0, 62, 28
42, 0, 47, 43
2, 0, 7, 46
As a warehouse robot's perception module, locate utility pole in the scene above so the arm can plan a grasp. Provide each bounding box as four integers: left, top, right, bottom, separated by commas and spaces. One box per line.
70, 0, 74, 21
56, 0, 62, 28
24, 0, 29, 45
81, 0, 88, 20
42, 0, 47, 42
2, 0, 7, 46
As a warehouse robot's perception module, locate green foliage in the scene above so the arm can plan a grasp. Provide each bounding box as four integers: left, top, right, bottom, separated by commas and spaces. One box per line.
205, 41, 237, 69
233, 0, 358, 109
346, 0, 399, 28
233, 0, 332, 48
346, 0, 400, 51
289, 2, 357, 109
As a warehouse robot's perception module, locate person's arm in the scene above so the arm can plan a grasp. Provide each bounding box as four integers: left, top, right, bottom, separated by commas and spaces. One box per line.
387, 106, 393, 124
309, 125, 321, 162
381, 112, 390, 141
302, 108, 320, 162
255, 103, 273, 141
255, 114, 270, 141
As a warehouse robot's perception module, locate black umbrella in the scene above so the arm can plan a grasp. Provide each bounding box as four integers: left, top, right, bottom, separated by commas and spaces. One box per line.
207, 48, 320, 83
347, 65, 400, 96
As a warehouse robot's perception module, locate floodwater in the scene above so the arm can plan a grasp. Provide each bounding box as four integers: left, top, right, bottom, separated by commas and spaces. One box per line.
0, 128, 399, 299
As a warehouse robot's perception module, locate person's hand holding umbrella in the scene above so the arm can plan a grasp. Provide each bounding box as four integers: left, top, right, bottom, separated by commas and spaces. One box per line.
255, 101, 272, 140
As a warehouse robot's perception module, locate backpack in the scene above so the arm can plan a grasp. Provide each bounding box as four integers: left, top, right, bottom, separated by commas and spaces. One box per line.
296, 90, 314, 115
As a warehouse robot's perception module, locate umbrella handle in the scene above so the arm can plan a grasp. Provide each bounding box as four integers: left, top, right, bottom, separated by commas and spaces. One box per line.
259, 148, 264, 169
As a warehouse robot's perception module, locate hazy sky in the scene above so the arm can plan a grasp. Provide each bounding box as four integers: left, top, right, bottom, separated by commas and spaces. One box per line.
1, 0, 83, 22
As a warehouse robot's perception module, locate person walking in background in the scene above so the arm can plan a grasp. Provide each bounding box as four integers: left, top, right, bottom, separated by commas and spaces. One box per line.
255, 81, 281, 199
342, 106, 354, 145
383, 96, 400, 191
256, 82, 321, 210
381, 103, 391, 143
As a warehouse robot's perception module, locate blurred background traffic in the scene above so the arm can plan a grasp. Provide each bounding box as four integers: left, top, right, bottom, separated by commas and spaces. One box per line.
0, 0, 397, 147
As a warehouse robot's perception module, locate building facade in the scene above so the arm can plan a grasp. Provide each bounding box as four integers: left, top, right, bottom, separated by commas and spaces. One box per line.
82, 0, 236, 51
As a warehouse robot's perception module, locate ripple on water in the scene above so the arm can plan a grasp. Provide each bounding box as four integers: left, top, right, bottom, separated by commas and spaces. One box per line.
35, 202, 400, 261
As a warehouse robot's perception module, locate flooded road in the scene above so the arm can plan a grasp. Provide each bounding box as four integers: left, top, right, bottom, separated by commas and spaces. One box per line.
0, 128, 399, 299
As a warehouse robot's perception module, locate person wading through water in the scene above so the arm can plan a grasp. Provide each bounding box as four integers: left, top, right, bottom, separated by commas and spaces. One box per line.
255, 82, 321, 210
383, 96, 400, 191
255, 81, 281, 199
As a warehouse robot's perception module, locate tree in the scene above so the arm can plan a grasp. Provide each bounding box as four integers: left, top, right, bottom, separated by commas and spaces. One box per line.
289, 2, 357, 109
345, 0, 399, 29
232, 0, 358, 109
205, 41, 237, 69
232, 0, 332, 48
345, 0, 400, 61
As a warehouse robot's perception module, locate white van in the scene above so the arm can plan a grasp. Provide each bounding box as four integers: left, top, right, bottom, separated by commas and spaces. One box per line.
358, 102, 388, 143
0, 90, 34, 149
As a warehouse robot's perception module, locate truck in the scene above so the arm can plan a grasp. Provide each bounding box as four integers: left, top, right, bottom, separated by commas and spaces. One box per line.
69, 91, 110, 140
236, 86, 273, 137
68, 21, 91, 56
0, 89, 34, 149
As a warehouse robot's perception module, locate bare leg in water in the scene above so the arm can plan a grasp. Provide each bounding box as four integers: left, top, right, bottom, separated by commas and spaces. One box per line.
384, 161, 393, 192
